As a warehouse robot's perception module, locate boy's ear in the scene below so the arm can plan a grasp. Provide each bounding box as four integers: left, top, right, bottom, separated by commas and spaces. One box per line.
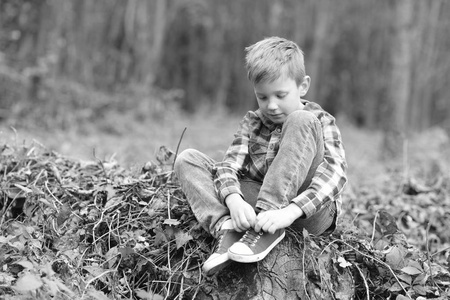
299, 76, 311, 96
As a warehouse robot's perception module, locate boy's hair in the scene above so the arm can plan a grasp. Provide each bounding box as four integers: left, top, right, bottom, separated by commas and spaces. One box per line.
245, 36, 306, 85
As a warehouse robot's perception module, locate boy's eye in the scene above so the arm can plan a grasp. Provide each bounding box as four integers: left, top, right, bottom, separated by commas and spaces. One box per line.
277, 94, 287, 99
257, 96, 267, 100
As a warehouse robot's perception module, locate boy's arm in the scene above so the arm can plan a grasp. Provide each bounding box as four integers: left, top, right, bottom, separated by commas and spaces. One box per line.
213, 112, 254, 203
291, 112, 348, 218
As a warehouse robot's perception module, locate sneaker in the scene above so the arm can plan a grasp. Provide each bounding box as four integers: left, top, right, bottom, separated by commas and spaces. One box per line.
228, 229, 285, 263
202, 221, 243, 275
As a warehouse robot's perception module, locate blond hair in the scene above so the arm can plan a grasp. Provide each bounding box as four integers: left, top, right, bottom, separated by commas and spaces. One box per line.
245, 36, 306, 85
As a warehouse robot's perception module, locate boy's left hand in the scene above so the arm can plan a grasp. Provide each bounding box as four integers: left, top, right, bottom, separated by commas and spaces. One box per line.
254, 204, 304, 234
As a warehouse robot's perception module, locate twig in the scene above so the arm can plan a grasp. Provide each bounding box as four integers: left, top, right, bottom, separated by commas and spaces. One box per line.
81, 269, 116, 299
338, 239, 412, 299
302, 234, 312, 300
165, 240, 172, 300
370, 210, 379, 246
167, 190, 172, 220
403, 139, 409, 182
9, 126, 18, 147
425, 220, 440, 290
431, 245, 450, 257
172, 127, 187, 171
425, 220, 432, 275
92, 148, 108, 179
354, 263, 370, 300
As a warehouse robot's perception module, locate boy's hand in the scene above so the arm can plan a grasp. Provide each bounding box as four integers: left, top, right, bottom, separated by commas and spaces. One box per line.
225, 193, 256, 232
254, 204, 304, 234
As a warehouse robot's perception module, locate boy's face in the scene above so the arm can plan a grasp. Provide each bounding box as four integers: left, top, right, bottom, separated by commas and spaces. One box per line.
254, 74, 310, 124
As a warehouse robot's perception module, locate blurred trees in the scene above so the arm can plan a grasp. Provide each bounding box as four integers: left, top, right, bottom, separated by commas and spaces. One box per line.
1, 0, 449, 134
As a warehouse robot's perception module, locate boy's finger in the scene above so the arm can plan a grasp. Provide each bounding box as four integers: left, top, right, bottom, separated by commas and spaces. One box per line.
254, 219, 263, 232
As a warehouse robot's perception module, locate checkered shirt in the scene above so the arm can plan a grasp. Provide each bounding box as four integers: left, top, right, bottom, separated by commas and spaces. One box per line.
213, 100, 348, 218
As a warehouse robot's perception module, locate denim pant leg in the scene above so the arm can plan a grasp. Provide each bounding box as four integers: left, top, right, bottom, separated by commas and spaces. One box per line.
256, 110, 325, 211
241, 178, 336, 236
174, 149, 230, 237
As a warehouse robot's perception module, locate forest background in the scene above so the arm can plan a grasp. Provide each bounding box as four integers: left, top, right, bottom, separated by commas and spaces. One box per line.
1, 0, 450, 299
1, 0, 450, 174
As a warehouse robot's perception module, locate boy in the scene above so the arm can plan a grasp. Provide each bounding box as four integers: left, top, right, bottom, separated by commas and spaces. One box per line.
174, 36, 347, 275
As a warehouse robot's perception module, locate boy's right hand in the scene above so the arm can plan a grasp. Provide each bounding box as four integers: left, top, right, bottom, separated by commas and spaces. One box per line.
225, 193, 256, 232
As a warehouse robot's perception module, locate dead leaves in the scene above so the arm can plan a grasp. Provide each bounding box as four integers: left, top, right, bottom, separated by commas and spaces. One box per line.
0, 141, 205, 299
1, 140, 450, 299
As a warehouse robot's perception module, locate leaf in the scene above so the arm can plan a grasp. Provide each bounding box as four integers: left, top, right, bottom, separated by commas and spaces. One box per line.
118, 246, 135, 259
164, 219, 180, 226
155, 146, 175, 165
103, 184, 117, 200
413, 272, 428, 285
13, 273, 43, 292
0, 272, 15, 285
105, 246, 119, 269
0, 235, 12, 243
56, 204, 71, 225
135, 289, 164, 300
385, 245, 407, 270
377, 210, 399, 236
408, 260, 423, 270
174, 230, 193, 249
337, 256, 352, 268
88, 289, 110, 300
15, 260, 34, 270
389, 282, 403, 292
83, 266, 105, 279
396, 273, 412, 285
413, 284, 427, 296
42, 277, 59, 296
401, 266, 423, 276
104, 196, 123, 211
154, 228, 167, 246
14, 183, 33, 194
396, 295, 410, 300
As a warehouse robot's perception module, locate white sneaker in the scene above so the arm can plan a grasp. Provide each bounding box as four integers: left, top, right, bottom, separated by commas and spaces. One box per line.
202, 220, 243, 275
228, 229, 285, 263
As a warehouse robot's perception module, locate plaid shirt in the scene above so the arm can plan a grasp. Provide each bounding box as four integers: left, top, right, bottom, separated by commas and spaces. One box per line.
213, 100, 347, 218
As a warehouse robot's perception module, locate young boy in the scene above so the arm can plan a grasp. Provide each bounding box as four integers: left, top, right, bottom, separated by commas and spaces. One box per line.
174, 36, 347, 275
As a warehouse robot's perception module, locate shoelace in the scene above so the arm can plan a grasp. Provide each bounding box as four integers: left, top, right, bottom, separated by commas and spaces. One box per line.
213, 231, 225, 252
239, 230, 263, 247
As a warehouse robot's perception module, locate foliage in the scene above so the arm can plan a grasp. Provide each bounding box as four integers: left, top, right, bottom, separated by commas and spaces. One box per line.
0, 140, 449, 299
0, 142, 209, 299
1, 0, 450, 128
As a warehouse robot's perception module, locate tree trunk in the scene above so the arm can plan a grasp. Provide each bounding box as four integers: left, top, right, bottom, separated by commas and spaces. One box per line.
196, 233, 354, 300
382, 0, 414, 160
149, 0, 167, 85
308, 0, 333, 103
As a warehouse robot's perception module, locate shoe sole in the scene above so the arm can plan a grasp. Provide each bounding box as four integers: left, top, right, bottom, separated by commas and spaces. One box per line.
228, 231, 286, 263
202, 254, 232, 276
203, 259, 232, 276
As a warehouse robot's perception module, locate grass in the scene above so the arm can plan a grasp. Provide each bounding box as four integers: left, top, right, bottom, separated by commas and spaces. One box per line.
2, 105, 448, 192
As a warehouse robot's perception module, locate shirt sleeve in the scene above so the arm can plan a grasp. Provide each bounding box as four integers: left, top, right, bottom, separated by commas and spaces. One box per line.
213, 112, 254, 203
291, 112, 348, 218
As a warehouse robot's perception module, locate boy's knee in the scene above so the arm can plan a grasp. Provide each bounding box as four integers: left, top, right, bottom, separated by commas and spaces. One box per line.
285, 110, 319, 128
174, 149, 198, 171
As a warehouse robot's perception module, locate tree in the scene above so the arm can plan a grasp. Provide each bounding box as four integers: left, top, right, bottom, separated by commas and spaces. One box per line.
382, 0, 414, 160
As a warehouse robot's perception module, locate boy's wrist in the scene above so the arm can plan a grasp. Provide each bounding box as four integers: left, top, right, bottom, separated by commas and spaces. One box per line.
225, 193, 243, 207
285, 203, 304, 220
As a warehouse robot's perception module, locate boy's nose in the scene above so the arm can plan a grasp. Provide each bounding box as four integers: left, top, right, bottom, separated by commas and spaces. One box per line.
267, 99, 278, 110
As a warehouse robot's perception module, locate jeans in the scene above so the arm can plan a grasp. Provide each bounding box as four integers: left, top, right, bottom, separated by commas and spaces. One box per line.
174, 110, 336, 238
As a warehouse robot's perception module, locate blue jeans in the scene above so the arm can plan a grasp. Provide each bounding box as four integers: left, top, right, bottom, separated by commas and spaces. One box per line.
174, 110, 336, 238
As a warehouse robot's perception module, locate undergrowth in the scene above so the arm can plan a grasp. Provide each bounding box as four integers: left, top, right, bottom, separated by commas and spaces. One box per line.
0, 140, 449, 299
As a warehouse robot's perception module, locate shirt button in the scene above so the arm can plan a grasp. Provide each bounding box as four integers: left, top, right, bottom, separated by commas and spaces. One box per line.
276, 128, 281, 133
269, 144, 274, 150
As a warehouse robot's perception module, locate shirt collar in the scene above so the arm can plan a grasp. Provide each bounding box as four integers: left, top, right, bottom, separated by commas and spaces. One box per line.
254, 100, 310, 132
255, 109, 280, 132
